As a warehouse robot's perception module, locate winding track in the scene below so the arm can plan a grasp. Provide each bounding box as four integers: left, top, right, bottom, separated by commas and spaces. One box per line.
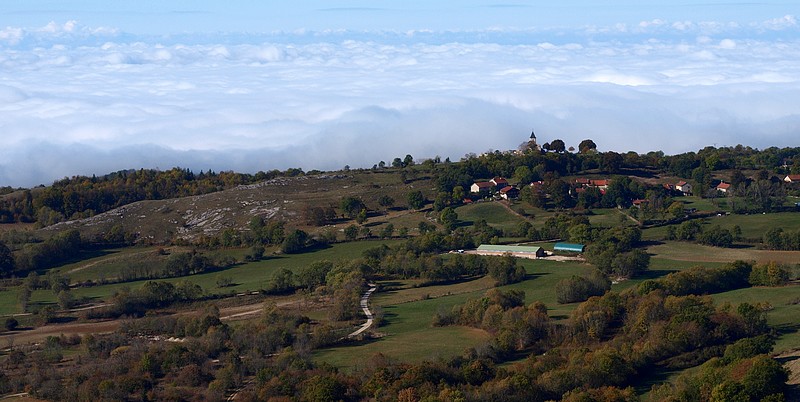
348, 283, 378, 338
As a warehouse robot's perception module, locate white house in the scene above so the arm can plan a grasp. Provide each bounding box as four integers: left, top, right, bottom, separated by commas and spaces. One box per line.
471, 181, 493, 194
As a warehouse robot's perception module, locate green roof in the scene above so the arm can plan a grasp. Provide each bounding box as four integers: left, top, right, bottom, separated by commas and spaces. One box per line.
554, 242, 585, 252
477, 245, 542, 254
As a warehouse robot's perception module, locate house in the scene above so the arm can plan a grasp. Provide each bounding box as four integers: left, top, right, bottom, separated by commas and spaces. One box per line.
590, 179, 610, 189
675, 181, 693, 195
490, 177, 509, 189
499, 186, 520, 200
476, 244, 545, 258
716, 182, 731, 193
784, 175, 800, 183
574, 178, 590, 185
471, 181, 493, 194
554, 242, 585, 253
632, 199, 649, 208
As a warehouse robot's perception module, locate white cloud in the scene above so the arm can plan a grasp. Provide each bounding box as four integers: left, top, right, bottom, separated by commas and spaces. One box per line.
1, 20, 800, 186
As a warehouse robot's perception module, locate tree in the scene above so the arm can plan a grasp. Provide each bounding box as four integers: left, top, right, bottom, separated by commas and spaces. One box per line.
281, 229, 309, 254
601, 152, 623, 173
555, 270, 610, 303
439, 207, 458, 231
749, 262, 790, 287
407, 190, 426, 210
433, 192, 451, 212
403, 154, 415, 167
550, 139, 566, 153
611, 249, 650, 278
0, 240, 13, 277
344, 224, 359, 241
378, 195, 395, 210
4, 317, 18, 331
487, 254, 526, 285
380, 224, 395, 239
18, 285, 31, 312
579, 139, 597, 153
356, 208, 368, 224
513, 166, 533, 184
339, 197, 366, 219
269, 268, 296, 294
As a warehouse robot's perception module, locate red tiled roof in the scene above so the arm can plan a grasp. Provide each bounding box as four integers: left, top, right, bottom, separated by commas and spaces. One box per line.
632, 199, 649, 205
575, 178, 590, 184
787, 175, 800, 182
499, 186, 518, 194
473, 182, 493, 188
717, 182, 731, 190
590, 179, 609, 186
676, 181, 687, 186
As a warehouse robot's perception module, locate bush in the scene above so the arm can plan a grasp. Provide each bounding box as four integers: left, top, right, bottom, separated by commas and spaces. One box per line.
555, 270, 610, 304
487, 254, 526, 286
4, 317, 18, 331
749, 262, 790, 287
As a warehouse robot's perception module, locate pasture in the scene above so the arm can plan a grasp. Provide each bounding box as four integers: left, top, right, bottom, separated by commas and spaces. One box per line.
1, 240, 401, 316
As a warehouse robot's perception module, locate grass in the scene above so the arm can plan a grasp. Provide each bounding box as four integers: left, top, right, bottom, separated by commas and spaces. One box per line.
315, 258, 597, 369
701, 212, 800, 240
588, 208, 632, 228
711, 284, 800, 353
457, 202, 522, 231
2, 241, 402, 316
643, 210, 800, 242
646, 241, 800, 264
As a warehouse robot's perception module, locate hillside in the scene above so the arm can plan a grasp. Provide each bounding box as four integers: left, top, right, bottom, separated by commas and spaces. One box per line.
39, 171, 430, 243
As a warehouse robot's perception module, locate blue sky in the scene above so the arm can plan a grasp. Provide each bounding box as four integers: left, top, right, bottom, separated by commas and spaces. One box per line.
1, 2, 800, 186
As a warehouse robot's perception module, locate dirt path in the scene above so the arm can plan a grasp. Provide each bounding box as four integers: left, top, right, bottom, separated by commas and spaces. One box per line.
348, 284, 377, 338
65, 248, 166, 276
0, 297, 299, 346
496, 200, 534, 223
779, 349, 800, 385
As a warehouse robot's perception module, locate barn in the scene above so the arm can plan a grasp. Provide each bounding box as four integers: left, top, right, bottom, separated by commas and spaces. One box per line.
554, 242, 585, 253
476, 244, 545, 258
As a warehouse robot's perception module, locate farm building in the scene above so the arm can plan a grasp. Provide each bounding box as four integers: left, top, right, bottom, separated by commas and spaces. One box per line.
675, 180, 693, 195
476, 244, 545, 258
499, 186, 520, 200
470, 181, 493, 194
554, 243, 585, 253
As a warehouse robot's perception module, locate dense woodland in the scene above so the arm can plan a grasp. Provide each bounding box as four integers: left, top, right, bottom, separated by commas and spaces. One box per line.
0, 140, 799, 401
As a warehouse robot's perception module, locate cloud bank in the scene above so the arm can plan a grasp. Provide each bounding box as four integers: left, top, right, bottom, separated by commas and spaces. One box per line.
1, 18, 800, 186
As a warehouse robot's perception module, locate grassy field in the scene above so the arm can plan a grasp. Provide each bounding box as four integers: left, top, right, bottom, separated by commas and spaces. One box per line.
2, 241, 402, 316
646, 241, 800, 264
315, 258, 597, 369
457, 202, 523, 231
643, 210, 800, 242
711, 285, 800, 353
588, 208, 633, 227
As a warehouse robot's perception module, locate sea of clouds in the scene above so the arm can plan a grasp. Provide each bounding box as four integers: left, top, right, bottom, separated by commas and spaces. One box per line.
1, 16, 799, 186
